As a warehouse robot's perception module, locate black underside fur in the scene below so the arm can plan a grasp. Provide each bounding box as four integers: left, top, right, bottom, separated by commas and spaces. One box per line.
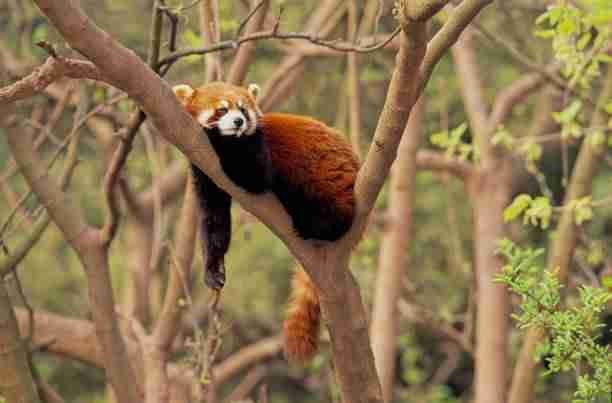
192, 126, 351, 289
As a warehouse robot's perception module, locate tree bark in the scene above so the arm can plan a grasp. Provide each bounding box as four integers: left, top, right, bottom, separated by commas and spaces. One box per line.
0, 285, 42, 403
370, 97, 424, 401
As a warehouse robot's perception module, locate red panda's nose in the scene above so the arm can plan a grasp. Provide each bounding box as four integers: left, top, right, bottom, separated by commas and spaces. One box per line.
234, 117, 244, 128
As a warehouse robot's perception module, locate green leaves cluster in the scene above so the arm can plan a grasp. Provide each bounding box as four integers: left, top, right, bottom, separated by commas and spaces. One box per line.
504, 194, 595, 229
496, 240, 612, 403
430, 123, 477, 161
536, 1, 612, 89
504, 194, 552, 229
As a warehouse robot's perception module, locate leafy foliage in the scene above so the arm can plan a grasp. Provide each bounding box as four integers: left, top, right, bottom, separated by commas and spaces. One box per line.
497, 240, 612, 403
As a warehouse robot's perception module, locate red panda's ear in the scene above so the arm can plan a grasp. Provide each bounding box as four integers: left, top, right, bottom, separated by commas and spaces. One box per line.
172, 84, 195, 106
247, 83, 260, 100
247, 83, 263, 117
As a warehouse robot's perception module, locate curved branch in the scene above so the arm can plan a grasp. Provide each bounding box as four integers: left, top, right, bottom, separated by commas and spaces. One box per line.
419, 0, 494, 90
416, 149, 475, 180
0, 56, 106, 105
157, 28, 402, 68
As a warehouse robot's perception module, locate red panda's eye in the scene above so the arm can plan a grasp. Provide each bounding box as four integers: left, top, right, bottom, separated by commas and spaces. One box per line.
218, 107, 229, 115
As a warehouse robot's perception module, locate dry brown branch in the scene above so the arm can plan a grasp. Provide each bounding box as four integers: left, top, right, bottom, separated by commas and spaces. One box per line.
101, 0, 164, 246
227, 0, 270, 85
451, 28, 490, 157
398, 299, 472, 353
450, 21, 512, 403
419, 0, 493, 90
370, 98, 424, 401
153, 175, 197, 350
223, 365, 267, 403
259, 0, 344, 111
0, 56, 106, 105
415, 150, 475, 179
489, 69, 555, 130
13, 306, 280, 394
200, 0, 222, 82
158, 27, 401, 69
213, 336, 282, 383
5, 99, 140, 403
0, 284, 42, 403
347, 0, 362, 160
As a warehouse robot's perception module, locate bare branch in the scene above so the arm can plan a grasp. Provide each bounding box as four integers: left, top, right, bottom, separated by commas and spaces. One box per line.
0, 56, 106, 105
419, 0, 494, 90
0, 285, 42, 403
416, 150, 475, 180
200, 0, 222, 81
489, 69, 555, 129
158, 28, 402, 68
227, 0, 270, 85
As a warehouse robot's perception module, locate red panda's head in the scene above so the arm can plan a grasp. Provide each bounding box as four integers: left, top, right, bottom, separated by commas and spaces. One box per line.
173, 82, 262, 137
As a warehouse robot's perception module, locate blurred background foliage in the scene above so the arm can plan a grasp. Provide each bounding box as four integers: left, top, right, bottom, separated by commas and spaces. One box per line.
0, 1, 611, 402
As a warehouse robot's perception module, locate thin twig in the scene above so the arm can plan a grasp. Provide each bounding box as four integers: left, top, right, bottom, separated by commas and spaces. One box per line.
100, 0, 164, 245
235, 0, 266, 38
157, 27, 401, 67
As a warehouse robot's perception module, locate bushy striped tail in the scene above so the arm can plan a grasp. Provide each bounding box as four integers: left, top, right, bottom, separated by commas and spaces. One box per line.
283, 266, 321, 361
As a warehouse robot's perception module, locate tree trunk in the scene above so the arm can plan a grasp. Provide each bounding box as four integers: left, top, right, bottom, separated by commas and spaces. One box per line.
472, 162, 511, 403
370, 98, 424, 401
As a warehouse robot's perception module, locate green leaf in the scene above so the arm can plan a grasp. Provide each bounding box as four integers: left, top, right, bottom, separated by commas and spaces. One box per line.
492, 126, 515, 150
586, 242, 605, 266
450, 122, 468, 139
577, 32, 592, 50
430, 131, 449, 147
504, 194, 533, 222
525, 197, 552, 229
570, 197, 594, 225
596, 53, 612, 64
588, 130, 606, 147
602, 275, 612, 290
534, 29, 556, 38
553, 100, 583, 124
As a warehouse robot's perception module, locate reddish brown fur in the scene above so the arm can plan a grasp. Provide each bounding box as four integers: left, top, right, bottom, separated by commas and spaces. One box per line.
184, 82, 257, 116
283, 267, 321, 361
261, 114, 358, 361
174, 83, 359, 361
260, 113, 359, 227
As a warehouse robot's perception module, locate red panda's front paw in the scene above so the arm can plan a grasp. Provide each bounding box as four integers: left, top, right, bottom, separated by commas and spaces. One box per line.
205, 261, 226, 290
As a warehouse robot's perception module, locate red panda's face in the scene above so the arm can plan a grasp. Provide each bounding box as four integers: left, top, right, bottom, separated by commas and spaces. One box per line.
173, 82, 261, 137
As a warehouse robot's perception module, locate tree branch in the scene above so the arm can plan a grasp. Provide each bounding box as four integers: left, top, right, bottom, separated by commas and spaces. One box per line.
416, 150, 475, 180
419, 0, 494, 90
0, 56, 106, 105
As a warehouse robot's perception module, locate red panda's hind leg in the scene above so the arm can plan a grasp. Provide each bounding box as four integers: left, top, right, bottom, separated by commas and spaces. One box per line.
272, 177, 354, 241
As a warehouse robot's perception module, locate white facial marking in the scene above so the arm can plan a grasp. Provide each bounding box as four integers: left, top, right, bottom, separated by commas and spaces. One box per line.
218, 109, 249, 137
219, 100, 230, 109
197, 109, 214, 127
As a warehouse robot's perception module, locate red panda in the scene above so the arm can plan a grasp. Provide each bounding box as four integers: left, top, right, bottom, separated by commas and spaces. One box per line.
173, 82, 359, 361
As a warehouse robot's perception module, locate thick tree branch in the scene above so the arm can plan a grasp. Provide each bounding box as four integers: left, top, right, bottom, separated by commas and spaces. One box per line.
451, 28, 490, 157
370, 98, 424, 401
0, 285, 42, 403
419, 0, 493, 88
416, 150, 475, 180
152, 176, 197, 352
349, 26, 427, 241
0, 56, 106, 105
